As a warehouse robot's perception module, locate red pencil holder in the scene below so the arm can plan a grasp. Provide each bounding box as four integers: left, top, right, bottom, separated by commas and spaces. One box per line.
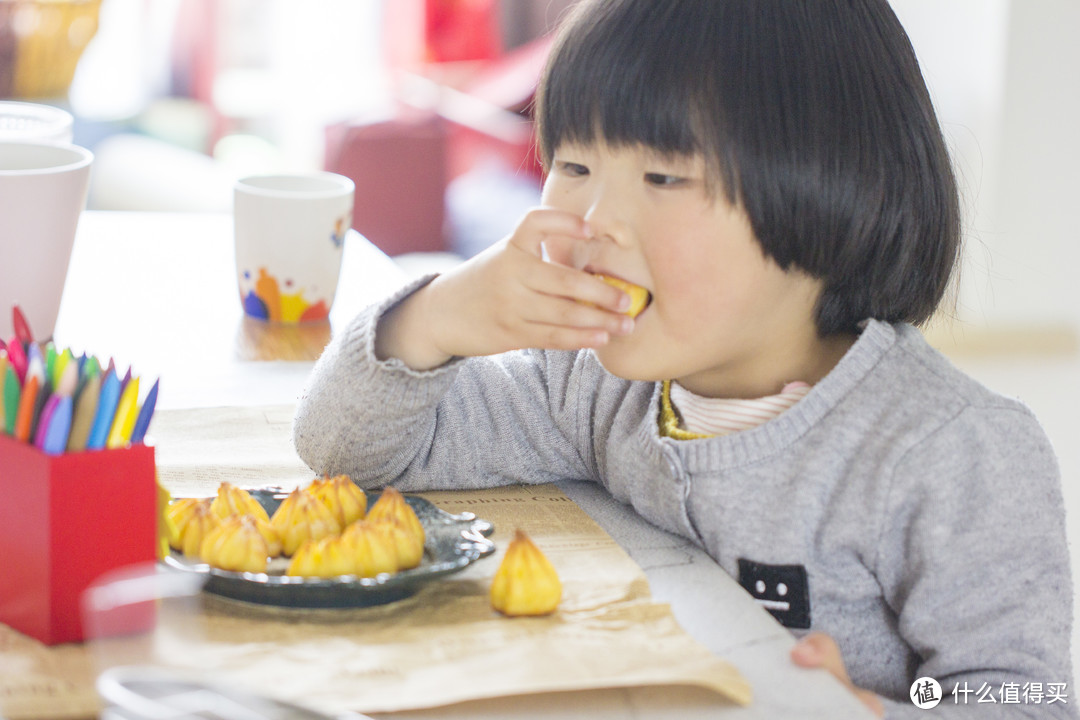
0, 434, 157, 645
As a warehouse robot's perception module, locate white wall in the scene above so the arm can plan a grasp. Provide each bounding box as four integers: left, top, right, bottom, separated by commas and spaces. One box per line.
890, 0, 1080, 332
990, 1, 1080, 329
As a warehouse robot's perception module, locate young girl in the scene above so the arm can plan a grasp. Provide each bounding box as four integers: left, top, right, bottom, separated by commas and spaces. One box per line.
294, 1, 1073, 716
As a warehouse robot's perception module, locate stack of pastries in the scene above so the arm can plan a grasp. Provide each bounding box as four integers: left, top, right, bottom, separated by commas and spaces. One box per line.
165, 477, 425, 577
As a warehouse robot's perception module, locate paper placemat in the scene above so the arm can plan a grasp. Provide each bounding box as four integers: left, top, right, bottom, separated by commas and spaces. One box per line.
0, 406, 751, 719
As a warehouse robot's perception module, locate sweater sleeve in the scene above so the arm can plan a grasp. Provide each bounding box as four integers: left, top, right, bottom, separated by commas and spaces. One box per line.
873, 402, 1075, 719
292, 282, 592, 492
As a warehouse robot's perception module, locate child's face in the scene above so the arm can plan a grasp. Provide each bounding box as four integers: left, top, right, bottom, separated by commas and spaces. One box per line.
541, 141, 831, 398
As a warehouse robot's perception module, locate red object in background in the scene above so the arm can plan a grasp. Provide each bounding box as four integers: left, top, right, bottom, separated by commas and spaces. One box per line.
445, 35, 552, 181
425, 0, 502, 63
0, 436, 157, 645
332, 7, 551, 256
326, 111, 449, 257
325, 36, 552, 256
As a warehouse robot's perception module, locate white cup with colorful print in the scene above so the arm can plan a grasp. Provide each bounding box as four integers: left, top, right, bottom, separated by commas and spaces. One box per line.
233, 172, 354, 323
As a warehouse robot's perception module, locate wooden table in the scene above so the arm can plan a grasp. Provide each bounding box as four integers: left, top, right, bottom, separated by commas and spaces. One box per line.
38, 211, 873, 719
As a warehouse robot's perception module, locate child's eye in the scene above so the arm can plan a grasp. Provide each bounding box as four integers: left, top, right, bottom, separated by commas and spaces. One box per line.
644, 172, 687, 187
557, 161, 590, 177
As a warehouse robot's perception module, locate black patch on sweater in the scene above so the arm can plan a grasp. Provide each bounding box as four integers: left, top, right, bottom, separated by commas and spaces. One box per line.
738, 558, 811, 629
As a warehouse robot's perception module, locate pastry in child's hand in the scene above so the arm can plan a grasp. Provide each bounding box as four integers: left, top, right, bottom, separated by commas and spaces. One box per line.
592, 274, 651, 318
210, 481, 270, 522
200, 515, 271, 573
286, 535, 355, 578
309, 474, 368, 527
270, 488, 342, 555
366, 487, 426, 546
490, 529, 562, 616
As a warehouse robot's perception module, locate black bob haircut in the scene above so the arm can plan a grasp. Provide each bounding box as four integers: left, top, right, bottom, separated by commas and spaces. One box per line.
534, 0, 961, 336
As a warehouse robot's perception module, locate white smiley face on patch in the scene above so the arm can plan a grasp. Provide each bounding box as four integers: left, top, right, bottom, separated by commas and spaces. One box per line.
739, 558, 810, 629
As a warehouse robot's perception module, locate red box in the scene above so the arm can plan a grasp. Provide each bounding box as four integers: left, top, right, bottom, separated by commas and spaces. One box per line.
0, 434, 157, 645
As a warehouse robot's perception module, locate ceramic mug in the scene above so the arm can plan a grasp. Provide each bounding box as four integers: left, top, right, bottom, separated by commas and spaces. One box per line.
0, 141, 93, 340
233, 173, 354, 323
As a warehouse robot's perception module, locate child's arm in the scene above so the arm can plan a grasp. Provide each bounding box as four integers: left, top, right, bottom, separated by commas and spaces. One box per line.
790, 402, 1072, 719
374, 207, 635, 371
294, 207, 636, 488
294, 290, 601, 490
870, 405, 1072, 718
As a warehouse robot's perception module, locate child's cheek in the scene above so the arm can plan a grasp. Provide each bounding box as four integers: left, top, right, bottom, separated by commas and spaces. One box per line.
645, 248, 714, 319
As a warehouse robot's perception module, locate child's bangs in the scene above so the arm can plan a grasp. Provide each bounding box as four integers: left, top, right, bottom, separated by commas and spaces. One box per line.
536, 3, 713, 168
539, 61, 704, 163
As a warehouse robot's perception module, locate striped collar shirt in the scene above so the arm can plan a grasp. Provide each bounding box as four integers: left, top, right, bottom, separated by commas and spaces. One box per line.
667, 380, 812, 438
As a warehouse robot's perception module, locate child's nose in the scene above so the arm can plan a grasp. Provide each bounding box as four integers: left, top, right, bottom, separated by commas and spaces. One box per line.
582, 187, 631, 247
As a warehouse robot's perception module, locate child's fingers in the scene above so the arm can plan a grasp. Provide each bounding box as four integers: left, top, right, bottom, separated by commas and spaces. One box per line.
541, 231, 594, 269
791, 633, 852, 682
503, 208, 637, 315
420, 241, 628, 358
518, 295, 635, 339
791, 634, 885, 718
508, 207, 590, 259
420, 214, 637, 357
526, 258, 633, 314
519, 323, 613, 351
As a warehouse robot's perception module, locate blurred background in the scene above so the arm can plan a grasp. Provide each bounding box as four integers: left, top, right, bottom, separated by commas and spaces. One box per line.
0, 0, 1076, 345
3, 0, 1077, 345
2, 0, 570, 270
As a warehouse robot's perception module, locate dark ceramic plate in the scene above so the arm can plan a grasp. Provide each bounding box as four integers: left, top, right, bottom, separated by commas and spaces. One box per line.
161, 489, 495, 608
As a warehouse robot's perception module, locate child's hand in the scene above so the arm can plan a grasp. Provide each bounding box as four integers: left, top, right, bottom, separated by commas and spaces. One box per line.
791, 633, 884, 717
375, 208, 635, 370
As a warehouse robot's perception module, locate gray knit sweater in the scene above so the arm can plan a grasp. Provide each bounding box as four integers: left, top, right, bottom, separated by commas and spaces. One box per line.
294, 285, 1074, 718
